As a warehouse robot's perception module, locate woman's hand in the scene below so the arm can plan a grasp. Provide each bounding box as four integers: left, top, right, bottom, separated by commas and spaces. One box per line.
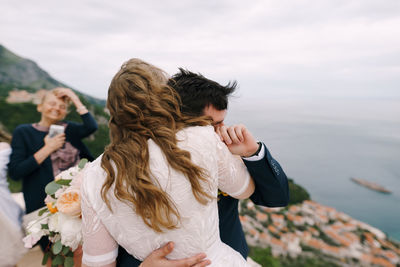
44, 133, 66, 153
34, 133, 66, 165
55, 88, 88, 115
54, 87, 80, 103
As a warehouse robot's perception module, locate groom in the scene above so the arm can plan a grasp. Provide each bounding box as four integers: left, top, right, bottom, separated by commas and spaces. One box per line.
117, 69, 289, 267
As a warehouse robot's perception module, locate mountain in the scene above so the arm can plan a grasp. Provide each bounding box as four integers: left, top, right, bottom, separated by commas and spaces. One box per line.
0, 44, 67, 90
0, 44, 105, 106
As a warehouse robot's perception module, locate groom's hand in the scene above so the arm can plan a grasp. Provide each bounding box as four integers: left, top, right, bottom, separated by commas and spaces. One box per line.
140, 242, 211, 267
216, 124, 259, 157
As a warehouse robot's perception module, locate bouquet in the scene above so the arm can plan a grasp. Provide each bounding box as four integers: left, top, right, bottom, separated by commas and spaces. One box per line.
23, 159, 88, 267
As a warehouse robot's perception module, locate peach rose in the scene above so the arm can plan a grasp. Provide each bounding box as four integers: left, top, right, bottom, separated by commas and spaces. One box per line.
56, 188, 81, 217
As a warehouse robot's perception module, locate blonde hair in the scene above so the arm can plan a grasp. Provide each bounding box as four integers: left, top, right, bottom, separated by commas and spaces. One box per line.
101, 59, 212, 232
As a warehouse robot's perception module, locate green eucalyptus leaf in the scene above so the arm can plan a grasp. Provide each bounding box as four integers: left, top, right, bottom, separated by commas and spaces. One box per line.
66, 250, 74, 257
38, 207, 49, 216
42, 251, 50, 265
41, 224, 49, 230
78, 158, 88, 169
62, 245, 70, 256
55, 179, 72, 186
45, 181, 62, 195
52, 254, 64, 266
52, 240, 63, 255
64, 256, 74, 267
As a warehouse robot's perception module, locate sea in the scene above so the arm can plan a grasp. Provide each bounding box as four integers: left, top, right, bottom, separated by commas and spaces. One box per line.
226, 94, 400, 242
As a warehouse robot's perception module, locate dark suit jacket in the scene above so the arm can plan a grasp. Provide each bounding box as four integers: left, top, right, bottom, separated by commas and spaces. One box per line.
117, 143, 289, 266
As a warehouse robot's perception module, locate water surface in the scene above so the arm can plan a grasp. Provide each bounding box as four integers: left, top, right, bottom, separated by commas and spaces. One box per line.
226, 96, 400, 241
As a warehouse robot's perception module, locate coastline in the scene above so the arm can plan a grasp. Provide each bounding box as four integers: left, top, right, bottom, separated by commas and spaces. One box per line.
240, 199, 400, 267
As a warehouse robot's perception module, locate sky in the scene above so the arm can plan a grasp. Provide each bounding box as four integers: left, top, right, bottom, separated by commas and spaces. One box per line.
1, 0, 400, 100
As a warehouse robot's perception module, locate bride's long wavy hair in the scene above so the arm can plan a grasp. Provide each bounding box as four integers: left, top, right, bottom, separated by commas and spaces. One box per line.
101, 58, 212, 232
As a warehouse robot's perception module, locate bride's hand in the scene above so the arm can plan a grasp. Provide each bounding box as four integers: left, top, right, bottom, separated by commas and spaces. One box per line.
140, 242, 211, 267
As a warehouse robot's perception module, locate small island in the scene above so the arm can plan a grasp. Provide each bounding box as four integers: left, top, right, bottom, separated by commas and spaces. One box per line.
350, 177, 392, 194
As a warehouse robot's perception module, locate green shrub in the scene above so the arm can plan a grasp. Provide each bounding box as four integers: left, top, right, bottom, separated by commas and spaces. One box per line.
288, 178, 310, 205
248, 246, 281, 267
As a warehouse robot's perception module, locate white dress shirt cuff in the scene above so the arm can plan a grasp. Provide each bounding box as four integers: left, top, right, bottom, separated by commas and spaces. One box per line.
242, 144, 265, 161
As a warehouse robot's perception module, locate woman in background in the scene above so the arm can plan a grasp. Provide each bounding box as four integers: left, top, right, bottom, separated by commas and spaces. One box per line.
0, 130, 26, 266
8, 88, 97, 252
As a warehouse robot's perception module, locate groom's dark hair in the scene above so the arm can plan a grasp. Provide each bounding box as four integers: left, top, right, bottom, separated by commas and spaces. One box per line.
167, 68, 237, 116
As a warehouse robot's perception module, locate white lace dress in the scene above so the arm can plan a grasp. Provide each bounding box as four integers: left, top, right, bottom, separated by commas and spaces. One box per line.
81, 126, 251, 266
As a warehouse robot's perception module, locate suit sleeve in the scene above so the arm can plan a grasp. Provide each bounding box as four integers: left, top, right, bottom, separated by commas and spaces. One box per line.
244, 143, 289, 207
116, 247, 142, 267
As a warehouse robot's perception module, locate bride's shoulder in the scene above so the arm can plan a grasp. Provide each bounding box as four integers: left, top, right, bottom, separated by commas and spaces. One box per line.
177, 125, 221, 152
179, 125, 216, 139
85, 155, 104, 173
82, 155, 107, 188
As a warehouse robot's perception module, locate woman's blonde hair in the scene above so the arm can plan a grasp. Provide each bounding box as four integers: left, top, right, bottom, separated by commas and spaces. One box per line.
101, 58, 212, 232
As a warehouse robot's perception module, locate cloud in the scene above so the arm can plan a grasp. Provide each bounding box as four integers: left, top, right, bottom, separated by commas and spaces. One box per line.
1, 0, 399, 99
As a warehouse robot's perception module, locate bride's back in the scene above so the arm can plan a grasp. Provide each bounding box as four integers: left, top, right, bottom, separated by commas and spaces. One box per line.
82, 125, 224, 260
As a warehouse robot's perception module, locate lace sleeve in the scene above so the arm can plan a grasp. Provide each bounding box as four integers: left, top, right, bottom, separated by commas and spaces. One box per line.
216, 135, 251, 197
81, 191, 118, 267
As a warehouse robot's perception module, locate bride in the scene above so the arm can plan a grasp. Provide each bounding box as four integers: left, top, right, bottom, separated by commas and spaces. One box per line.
81, 59, 254, 267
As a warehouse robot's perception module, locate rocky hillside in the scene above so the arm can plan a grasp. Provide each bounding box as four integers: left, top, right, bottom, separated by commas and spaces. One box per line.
0, 44, 105, 106
0, 44, 66, 90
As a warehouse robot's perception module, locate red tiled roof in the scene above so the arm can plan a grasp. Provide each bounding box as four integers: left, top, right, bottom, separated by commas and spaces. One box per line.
268, 225, 278, 233
249, 228, 258, 236
270, 237, 284, 247
371, 257, 396, 267
256, 212, 268, 222
239, 215, 248, 222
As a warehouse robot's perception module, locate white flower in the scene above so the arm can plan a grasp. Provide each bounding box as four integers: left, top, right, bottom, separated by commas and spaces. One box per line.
69, 170, 84, 190
56, 166, 80, 180
23, 234, 42, 248
49, 233, 61, 243
44, 194, 56, 204
24, 219, 47, 248
48, 212, 62, 233
26, 218, 43, 233
59, 216, 82, 251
